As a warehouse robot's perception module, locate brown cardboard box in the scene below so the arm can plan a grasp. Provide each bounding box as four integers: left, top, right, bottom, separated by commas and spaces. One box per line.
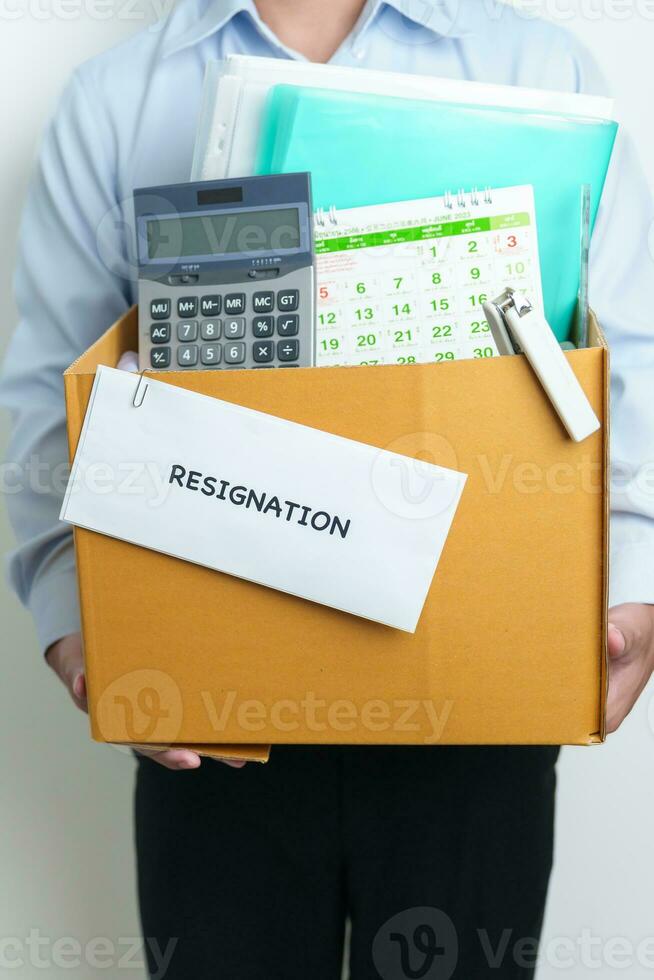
64, 307, 608, 757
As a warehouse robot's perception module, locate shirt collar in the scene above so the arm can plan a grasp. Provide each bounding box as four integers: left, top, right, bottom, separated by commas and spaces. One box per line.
161, 0, 467, 59
378, 0, 467, 39
160, 0, 254, 59
162, 0, 467, 58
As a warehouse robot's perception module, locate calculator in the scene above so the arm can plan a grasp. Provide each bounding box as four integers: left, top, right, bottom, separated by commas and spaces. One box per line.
134, 173, 315, 371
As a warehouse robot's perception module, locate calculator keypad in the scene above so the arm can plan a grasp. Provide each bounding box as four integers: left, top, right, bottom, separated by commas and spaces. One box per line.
141, 272, 312, 371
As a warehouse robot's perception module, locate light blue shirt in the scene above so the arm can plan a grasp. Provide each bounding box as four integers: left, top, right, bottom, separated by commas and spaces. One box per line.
2, 0, 654, 652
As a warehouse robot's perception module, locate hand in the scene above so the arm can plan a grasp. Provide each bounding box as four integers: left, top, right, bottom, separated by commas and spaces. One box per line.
45, 633, 245, 770
607, 603, 654, 732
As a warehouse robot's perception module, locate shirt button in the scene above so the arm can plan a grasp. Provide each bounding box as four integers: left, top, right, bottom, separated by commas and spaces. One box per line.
353, 47, 366, 59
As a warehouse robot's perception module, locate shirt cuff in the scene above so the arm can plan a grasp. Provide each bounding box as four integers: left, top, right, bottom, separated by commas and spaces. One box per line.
610, 514, 654, 607
27, 551, 81, 655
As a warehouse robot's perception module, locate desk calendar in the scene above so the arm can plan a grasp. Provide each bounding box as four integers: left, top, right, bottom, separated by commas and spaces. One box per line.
313, 186, 543, 367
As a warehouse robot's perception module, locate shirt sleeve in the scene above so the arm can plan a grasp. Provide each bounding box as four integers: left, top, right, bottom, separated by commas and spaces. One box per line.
546, 32, 654, 607
0, 68, 131, 652
591, 130, 654, 607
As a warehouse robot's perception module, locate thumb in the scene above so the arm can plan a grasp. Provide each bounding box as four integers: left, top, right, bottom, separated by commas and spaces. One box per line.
607, 603, 648, 660
607, 621, 626, 658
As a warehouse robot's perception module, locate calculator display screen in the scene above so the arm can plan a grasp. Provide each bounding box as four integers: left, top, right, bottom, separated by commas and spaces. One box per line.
146, 208, 301, 260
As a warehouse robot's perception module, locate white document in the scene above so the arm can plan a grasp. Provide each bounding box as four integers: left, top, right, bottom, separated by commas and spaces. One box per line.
191, 55, 615, 181
61, 367, 467, 632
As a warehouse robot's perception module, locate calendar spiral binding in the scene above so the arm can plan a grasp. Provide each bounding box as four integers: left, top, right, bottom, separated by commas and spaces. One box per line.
442, 186, 494, 210
314, 187, 494, 227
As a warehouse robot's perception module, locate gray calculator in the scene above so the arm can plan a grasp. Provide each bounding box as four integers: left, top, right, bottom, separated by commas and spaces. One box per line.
134, 173, 315, 371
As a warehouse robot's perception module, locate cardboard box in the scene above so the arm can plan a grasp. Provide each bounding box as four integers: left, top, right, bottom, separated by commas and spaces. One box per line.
64, 307, 608, 755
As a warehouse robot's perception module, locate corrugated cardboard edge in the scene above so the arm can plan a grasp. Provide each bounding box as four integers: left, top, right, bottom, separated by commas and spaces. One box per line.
127, 743, 271, 763
586, 310, 609, 745
63, 309, 270, 764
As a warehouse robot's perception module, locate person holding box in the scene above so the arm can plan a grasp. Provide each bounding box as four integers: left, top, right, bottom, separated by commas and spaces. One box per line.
1, 0, 653, 977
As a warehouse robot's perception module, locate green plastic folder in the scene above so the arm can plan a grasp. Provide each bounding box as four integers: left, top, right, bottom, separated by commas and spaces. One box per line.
255, 85, 618, 341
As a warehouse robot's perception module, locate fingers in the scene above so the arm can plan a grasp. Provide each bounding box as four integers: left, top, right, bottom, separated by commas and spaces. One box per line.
605, 658, 634, 733
606, 604, 654, 733
70, 670, 88, 713
46, 632, 88, 714
133, 747, 247, 770
47, 635, 248, 770
136, 746, 202, 770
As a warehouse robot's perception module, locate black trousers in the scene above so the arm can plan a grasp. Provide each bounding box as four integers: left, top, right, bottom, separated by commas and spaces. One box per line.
135, 745, 558, 980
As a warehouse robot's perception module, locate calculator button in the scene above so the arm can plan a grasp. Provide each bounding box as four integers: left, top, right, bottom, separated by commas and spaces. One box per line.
277, 289, 299, 312
177, 321, 198, 342
150, 347, 170, 368
252, 291, 274, 313
201, 344, 222, 366
177, 296, 198, 318
224, 293, 245, 315
224, 317, 246, 339
200, 295, 222, 316
177, 345, 199, 367
150, 322, 170, 344
277, 314, 299, 337
224, 342, 246, 364
278, 339, 299, 362
150, 299, 171, 320
201, 319, 222, 341
253, 340, 274, 363
252, 315, 274, 338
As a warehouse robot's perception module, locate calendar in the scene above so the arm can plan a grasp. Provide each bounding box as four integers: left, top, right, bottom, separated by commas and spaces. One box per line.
313, 186, 544, 367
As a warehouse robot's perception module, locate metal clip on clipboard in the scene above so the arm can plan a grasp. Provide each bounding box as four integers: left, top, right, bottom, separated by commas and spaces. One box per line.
483, 288, 600, 443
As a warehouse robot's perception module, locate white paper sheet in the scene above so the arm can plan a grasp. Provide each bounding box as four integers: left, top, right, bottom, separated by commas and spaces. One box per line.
61, 367, 467, 632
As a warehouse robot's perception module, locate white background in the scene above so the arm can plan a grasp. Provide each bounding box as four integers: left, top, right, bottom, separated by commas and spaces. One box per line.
0, 2, 653, 977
